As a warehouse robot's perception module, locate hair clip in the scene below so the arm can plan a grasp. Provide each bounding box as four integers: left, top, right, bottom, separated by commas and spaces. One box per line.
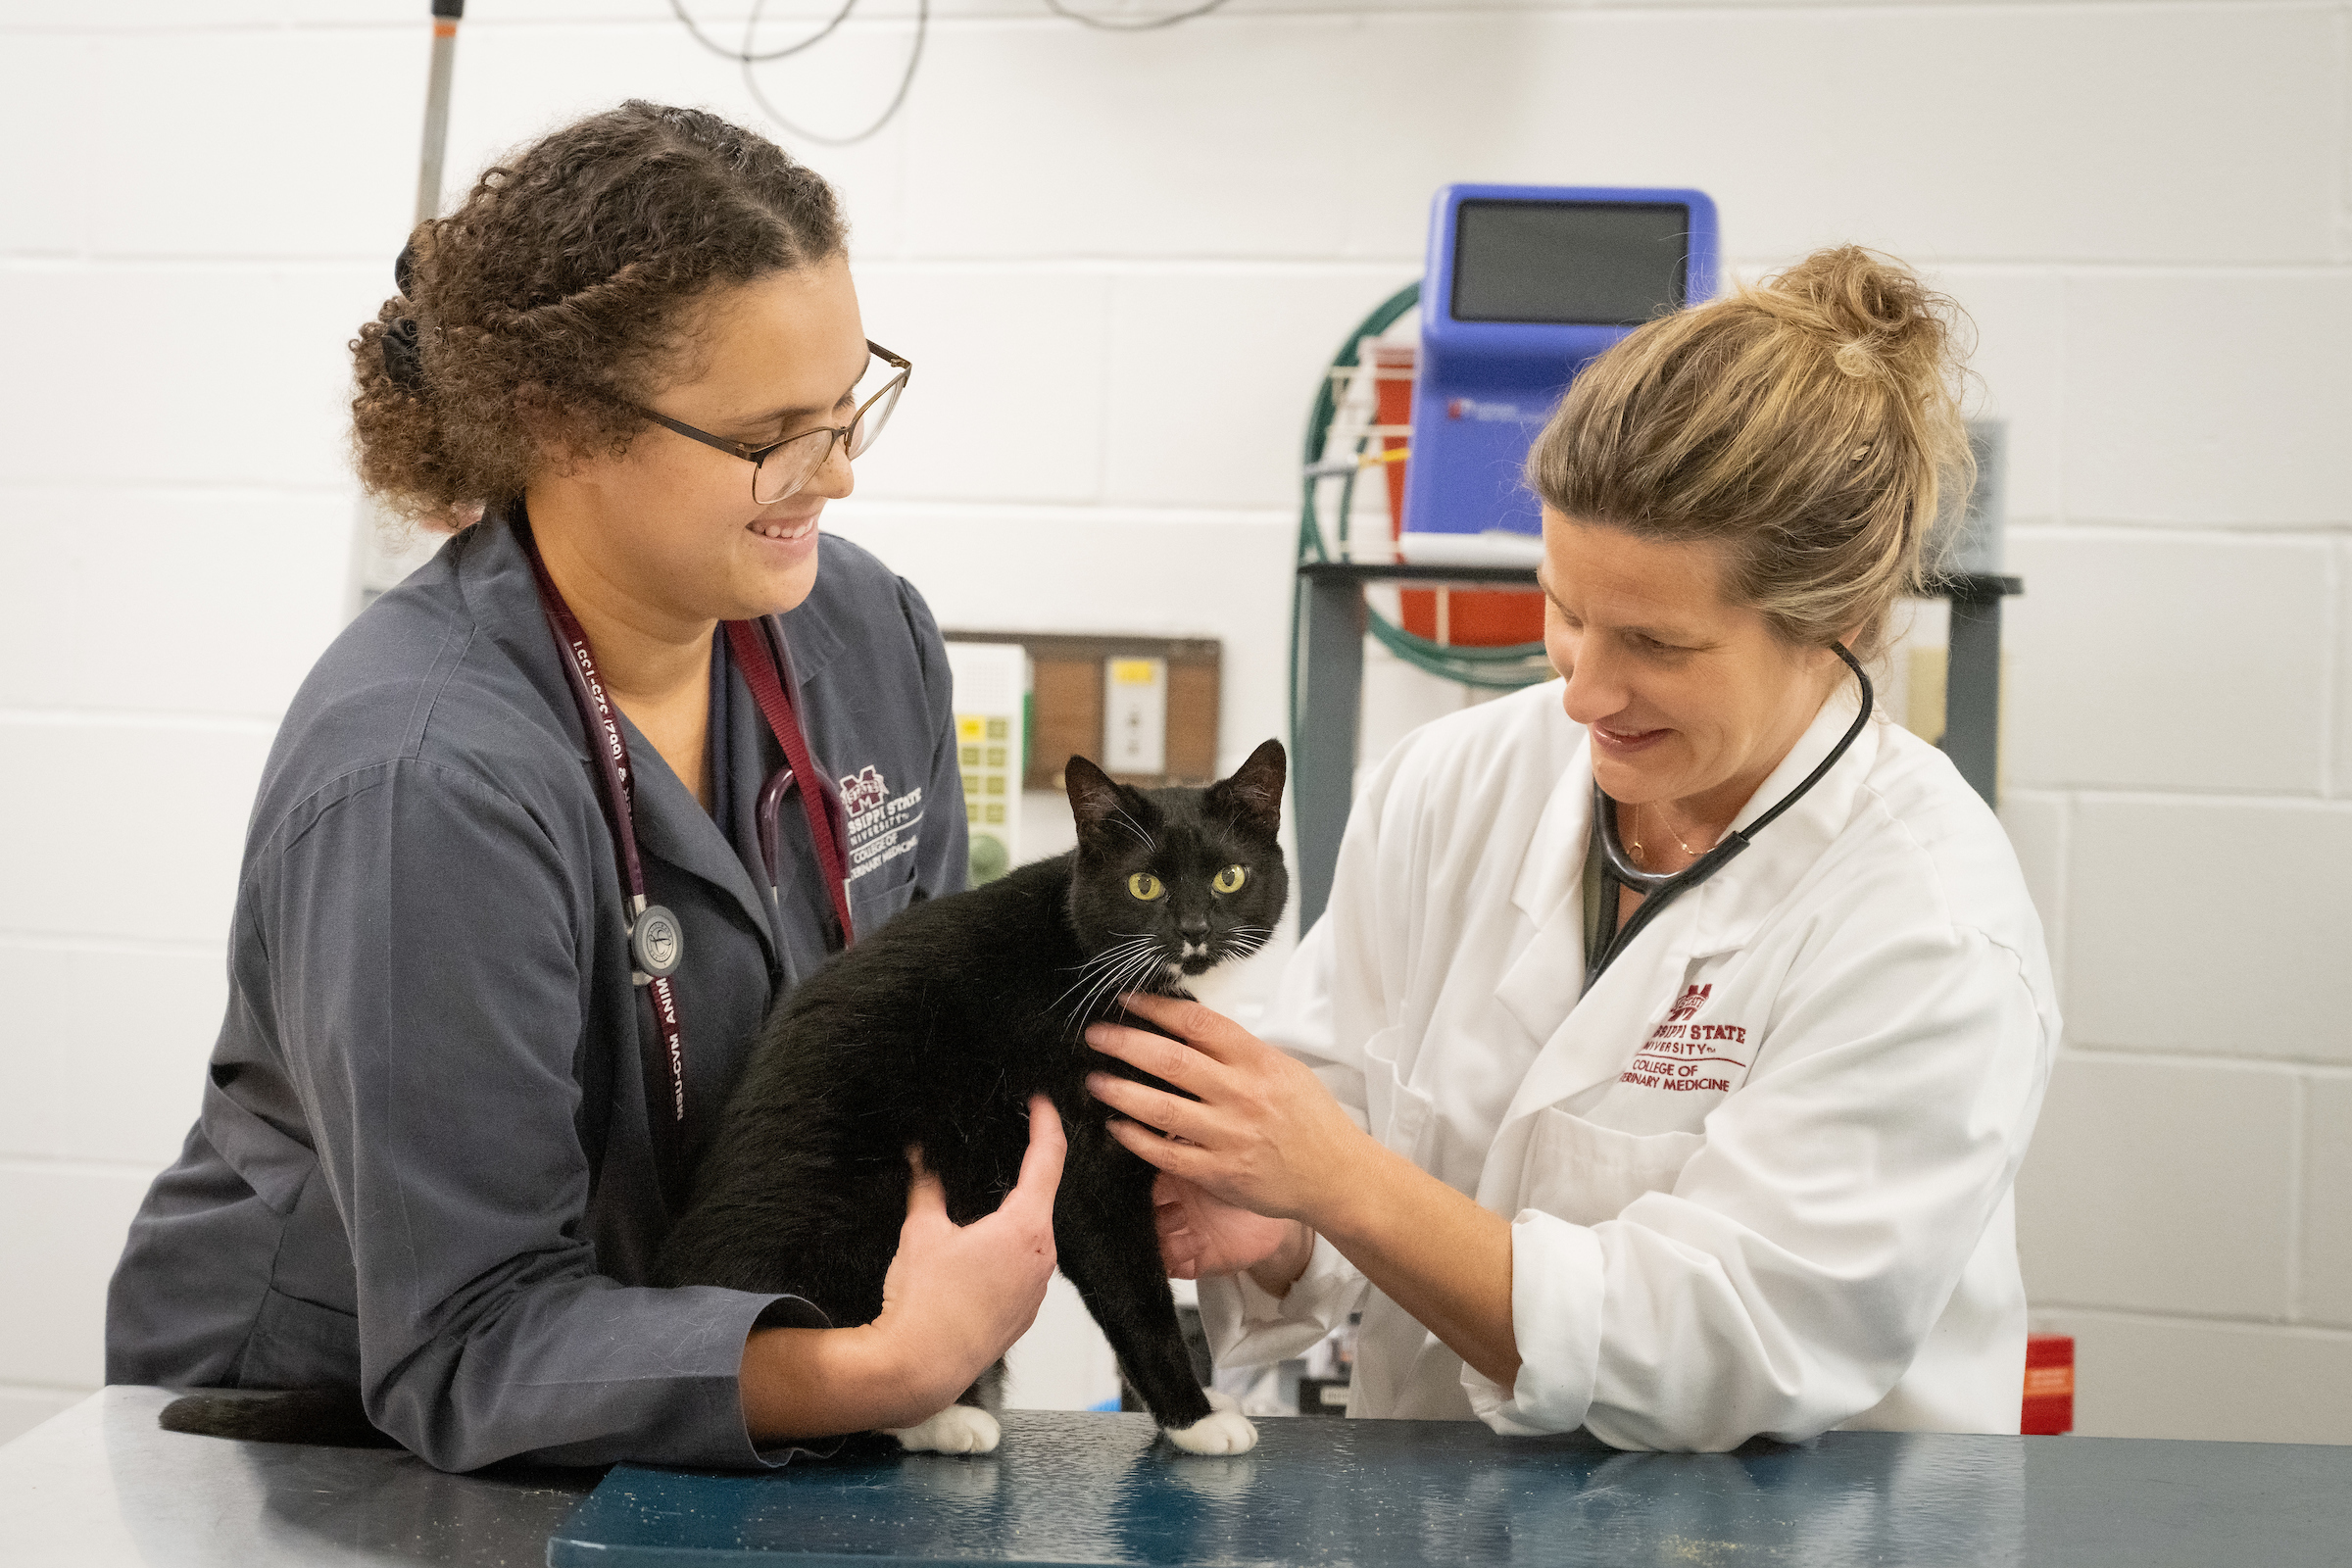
382, 317, 427, 393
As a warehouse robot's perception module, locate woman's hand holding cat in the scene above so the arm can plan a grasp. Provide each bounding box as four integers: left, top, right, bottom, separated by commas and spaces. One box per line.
1087, 995, 1522, 1392
876, 1095, 1066, 1402
741, 1095, 1065, 1440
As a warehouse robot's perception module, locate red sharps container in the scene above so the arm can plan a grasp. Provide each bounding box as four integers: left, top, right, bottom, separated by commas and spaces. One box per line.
2022, 1334, 2076, 1435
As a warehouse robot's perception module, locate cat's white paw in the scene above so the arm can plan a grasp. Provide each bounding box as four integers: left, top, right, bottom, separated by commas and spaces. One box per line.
1163, 1390, 1257, 1455
888, 1404, 1001, 1454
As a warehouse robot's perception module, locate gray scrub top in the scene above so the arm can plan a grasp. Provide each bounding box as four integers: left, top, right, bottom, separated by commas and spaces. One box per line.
104, 511, 966, 1471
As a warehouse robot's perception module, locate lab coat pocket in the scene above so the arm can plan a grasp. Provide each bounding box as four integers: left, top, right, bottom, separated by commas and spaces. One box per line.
1518, 1107, 1706, 1229
846, 855, 921, 935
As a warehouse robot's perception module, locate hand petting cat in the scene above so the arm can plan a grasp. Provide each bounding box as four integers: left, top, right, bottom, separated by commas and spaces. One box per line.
1088, 992, 1524, 1390
1086, 993, 1366, 1240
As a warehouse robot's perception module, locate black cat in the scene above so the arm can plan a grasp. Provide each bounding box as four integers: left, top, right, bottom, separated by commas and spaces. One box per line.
652, 741, 1290, 1456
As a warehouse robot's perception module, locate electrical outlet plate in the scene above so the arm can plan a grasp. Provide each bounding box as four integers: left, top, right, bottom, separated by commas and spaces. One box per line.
1102, 657, 1167, 776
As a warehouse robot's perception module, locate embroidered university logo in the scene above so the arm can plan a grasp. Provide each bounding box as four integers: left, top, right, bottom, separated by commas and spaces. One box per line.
1664, 983, 1712, 1025
1619, 983, 1751, 1097
839, 765, 889, 819
837, 763, 927, 885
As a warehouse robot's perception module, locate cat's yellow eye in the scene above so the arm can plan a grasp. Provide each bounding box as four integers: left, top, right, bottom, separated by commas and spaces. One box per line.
1127, 873, 1165, 902
1212, 865, 1248, 895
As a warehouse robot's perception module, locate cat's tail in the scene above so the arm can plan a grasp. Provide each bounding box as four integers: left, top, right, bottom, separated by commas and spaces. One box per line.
158, 1387, 398, 1448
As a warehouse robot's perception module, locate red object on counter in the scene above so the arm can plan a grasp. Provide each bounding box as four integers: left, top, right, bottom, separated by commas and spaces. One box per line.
2022, 1334, 2075, 1435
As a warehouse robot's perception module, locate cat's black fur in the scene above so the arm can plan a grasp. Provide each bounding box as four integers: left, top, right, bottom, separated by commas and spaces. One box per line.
653, 740, 1290, 1442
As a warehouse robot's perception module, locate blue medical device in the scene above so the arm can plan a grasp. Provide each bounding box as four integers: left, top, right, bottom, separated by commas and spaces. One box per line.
1403, 183, 1720, 537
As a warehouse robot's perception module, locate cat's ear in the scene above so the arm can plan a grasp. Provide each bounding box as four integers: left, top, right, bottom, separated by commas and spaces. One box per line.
1065, 755, 1152, 851
1205, 739, 1286, 838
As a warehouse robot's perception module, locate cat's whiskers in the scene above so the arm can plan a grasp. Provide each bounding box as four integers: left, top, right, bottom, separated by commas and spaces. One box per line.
1073, 944, 1163, 1028
1053, 931, 1163, 1015
1047, 935, 1160, 1016
1067, 939, 1175, 1034
1105, 807, 1155, 851
1214, 924, 1275, 963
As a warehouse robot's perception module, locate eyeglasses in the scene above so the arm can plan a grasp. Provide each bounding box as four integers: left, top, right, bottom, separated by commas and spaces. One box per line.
632, 340, 910, 506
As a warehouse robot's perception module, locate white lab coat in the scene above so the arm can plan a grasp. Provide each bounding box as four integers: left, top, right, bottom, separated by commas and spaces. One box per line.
1200, 680, 2057, 1449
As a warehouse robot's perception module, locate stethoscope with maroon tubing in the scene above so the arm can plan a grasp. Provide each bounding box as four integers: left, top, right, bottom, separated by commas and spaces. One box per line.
518, 522, 856, 1196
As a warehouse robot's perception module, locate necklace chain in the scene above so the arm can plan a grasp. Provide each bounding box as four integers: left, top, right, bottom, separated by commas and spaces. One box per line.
1626, 801, 1719, 867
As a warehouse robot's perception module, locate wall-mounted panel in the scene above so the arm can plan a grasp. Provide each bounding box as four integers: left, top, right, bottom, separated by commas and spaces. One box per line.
825, 507, 1292, 780
943, 631, 1220, 790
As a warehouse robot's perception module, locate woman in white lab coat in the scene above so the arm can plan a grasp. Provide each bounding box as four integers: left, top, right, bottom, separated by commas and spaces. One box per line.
1086, 245, 2059, 1449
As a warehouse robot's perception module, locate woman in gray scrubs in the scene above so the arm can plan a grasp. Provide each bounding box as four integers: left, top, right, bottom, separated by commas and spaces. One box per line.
105, 102, 1064, 1472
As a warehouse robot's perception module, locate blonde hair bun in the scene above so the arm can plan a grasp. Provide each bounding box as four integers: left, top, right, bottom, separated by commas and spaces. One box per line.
1763, 245, 1963, 398
1525, 243, 1975, 662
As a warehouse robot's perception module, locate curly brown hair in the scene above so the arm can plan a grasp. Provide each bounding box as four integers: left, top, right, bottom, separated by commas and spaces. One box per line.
352, 101, 847, 527
1527, 245, 1975, 662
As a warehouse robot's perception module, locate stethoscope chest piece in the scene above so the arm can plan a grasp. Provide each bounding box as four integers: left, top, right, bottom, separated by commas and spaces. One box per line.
630, 904, 685, 982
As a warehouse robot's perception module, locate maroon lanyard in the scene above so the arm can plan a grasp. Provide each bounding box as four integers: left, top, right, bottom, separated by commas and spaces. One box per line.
726, 617, 857, 952
518, 526, 858, 1206
518, 533, 695, 1196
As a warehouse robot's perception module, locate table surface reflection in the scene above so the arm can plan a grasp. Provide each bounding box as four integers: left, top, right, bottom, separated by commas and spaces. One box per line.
553, 1409, 2350, 1567
4, 1390, 2345, 1568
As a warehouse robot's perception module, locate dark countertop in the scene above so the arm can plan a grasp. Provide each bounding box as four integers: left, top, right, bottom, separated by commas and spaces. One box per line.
9, 1390, 2347, 1567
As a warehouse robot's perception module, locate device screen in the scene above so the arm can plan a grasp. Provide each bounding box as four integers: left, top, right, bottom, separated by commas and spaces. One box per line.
1450, 200, 1690, 325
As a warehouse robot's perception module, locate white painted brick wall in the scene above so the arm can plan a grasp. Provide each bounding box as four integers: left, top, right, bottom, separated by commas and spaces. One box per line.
2065, 800, 2352, 1061
3, 0, 2346, 1449
844, 269, 1114, 503
2004, 532, 2333, 793
2016, 1057, 2300, 1319
2305, 1078, 2352, 1327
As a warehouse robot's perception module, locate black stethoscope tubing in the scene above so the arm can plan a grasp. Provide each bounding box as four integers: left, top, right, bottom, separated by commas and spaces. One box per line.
1585, 644, 1875, 991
